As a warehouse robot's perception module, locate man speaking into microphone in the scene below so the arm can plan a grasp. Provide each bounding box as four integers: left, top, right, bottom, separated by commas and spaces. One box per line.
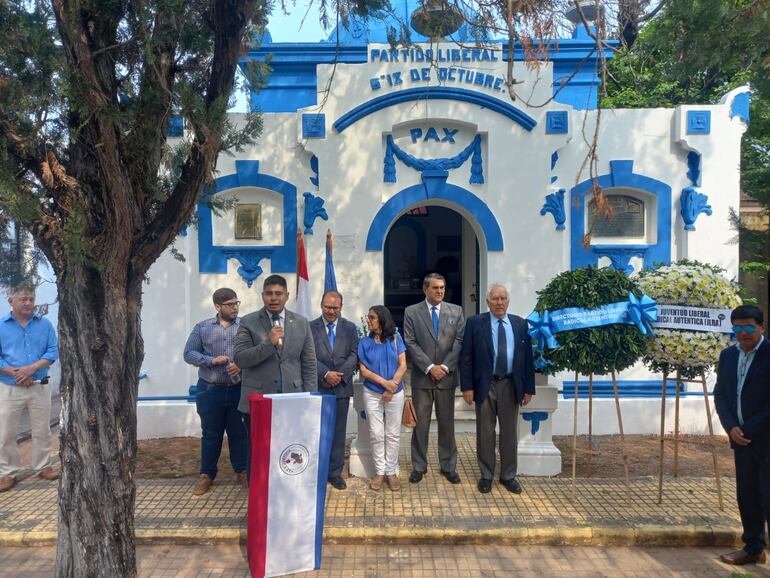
234, 275, 317, 473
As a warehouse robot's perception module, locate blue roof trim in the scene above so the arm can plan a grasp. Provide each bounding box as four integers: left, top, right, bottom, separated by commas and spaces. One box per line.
730, 91, 750, 125
334, 87, 537, 133
366, 180, 504, 251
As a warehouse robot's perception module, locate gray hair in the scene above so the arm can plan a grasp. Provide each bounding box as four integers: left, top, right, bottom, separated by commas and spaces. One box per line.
7, 283, 36, 298
486, 283, 509, 300
422, 273, 446, 289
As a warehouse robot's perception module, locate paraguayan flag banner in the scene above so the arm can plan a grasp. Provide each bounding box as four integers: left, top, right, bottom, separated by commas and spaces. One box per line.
247, 392, 336, 578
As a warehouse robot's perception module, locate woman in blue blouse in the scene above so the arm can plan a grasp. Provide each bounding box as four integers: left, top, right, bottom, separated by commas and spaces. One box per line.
357, 305, 407, 491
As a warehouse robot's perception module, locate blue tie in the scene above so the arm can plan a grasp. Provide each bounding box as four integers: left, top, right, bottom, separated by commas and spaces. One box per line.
328, 321, 335, 350
495, 318, 508, 376
431, 306, 439, 336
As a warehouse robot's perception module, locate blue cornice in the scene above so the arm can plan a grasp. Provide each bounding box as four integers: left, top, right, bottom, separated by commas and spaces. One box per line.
334, 86, 537, 133
243, 43, 368, 64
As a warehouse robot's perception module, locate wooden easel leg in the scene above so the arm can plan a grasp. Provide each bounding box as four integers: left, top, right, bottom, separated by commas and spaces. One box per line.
658, 373, 668, 505
588, 372, 593, 477
674, 372, 681, 478
611, 371, 630, 492
701, 372, 724, 510
571, 371, 579, 502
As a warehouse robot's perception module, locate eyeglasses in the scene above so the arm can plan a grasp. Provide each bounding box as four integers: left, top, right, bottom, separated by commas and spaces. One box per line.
366, 315, 378, 320
219, 301, 241, 307
733, 324, 759, 334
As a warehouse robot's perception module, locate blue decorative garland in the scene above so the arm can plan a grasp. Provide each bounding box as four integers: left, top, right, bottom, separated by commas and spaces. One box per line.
383, 134, 483, 184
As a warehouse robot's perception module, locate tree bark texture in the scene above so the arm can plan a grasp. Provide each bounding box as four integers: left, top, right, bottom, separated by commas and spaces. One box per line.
54, 273, 143, 576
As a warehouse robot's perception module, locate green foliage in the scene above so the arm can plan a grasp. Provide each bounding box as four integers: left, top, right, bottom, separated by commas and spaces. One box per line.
534, 267, 647, 375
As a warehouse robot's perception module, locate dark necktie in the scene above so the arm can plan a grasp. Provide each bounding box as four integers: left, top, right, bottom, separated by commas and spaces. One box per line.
495, 318, 508, 376
431, 306, 439, 336
328, 321, 335, 350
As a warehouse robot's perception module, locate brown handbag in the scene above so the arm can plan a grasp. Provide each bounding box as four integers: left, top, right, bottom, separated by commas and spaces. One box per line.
402, 398, 417, 428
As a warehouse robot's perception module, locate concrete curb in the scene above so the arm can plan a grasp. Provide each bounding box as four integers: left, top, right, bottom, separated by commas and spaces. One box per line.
0, 525, 743, 548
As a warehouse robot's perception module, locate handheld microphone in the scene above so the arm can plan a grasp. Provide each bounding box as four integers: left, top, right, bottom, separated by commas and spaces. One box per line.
271, 313, 283, 347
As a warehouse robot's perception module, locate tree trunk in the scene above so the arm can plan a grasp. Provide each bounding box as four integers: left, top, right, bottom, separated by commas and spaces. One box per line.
54, 270, 143, 577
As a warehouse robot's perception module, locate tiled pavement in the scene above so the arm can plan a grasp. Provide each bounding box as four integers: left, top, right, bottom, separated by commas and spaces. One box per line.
2, 544, 769, 577
0, 434, 742, 548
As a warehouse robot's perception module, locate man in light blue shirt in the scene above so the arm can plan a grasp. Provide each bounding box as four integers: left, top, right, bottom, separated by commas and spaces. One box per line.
0, 284, 59, 492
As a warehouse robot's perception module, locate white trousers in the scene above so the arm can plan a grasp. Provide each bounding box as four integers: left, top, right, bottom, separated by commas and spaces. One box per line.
0, 382, 54, 477
362, 387, 404, 476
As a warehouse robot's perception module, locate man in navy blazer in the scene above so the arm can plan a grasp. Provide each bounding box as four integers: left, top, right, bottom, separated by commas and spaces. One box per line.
460, 283, 535, 494
309, 290, 359, 490
715, 304, 770, 566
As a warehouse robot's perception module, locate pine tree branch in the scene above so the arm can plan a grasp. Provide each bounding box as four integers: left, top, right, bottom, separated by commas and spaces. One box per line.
130, 0, 260, 276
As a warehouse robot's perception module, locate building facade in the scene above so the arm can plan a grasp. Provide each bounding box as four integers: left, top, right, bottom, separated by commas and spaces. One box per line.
135, 5, 750, 440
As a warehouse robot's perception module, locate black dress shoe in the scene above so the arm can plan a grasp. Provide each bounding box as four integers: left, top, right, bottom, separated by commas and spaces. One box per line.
329, 476, 347, 490
500, 477, 522, 494
441, 470, 461, 484
409, 470, 425, 484
477, 478, 492, 493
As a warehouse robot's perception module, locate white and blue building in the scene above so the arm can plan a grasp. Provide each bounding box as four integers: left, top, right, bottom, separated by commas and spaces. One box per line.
126, 5, 751, 466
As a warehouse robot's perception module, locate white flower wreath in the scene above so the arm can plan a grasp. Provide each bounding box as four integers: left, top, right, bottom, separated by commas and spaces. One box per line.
635, 261, 742, 378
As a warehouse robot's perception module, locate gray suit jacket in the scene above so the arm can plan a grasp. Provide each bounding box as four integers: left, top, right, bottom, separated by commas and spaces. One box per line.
234, 307, 317, 413
403, 301, 465, 390
309, 316, 359, 399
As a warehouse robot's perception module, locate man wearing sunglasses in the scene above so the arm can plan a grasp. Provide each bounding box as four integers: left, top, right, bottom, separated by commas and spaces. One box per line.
715, 305, 770, 565
183, 288, 248, 496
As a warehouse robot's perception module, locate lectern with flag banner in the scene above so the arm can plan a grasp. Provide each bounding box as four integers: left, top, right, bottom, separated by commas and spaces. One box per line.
247, 392, 336, 578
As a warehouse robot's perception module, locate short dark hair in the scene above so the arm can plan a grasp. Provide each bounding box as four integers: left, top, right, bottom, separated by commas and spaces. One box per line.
731, 305, 764, 325
212, 288, 237, 305
422, 273, 446, 289
368, 305, 397, 341
263, 275, 287, 291
321, 290, 343, 304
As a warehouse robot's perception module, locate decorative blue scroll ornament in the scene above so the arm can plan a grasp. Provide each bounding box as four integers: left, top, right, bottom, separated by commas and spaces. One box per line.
384, 134, 483, 184
528, 293, 657, 350
540, 189, 566, 230
680, 151, 711, 231
222, 250, 268, 288
521, 412, 549, 435
303, 191, 328, 234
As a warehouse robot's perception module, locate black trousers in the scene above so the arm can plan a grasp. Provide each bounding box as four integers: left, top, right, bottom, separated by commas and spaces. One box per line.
327, 396, 350, 479
735, 445, 770, 554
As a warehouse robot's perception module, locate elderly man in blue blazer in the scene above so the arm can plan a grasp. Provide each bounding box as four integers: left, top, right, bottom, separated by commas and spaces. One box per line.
309, 290, 359, 490
715, 304, 770, 566
460, 283, 535, 495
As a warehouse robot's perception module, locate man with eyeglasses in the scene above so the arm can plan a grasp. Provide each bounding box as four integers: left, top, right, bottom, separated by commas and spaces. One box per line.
183, 288, 248, 496
715, 305, 770, 566
309, 291, 359, 490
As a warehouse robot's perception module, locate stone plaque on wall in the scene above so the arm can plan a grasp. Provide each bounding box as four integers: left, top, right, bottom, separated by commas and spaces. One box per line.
235, 204, 262, 240
589, 195, 644, 237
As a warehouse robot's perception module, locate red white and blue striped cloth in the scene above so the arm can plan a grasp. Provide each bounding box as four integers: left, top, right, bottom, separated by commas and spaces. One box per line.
247, 392, 336, 578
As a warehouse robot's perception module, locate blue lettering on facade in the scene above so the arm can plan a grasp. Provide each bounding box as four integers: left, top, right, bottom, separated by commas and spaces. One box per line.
410, 128, 423, 143
441, 128, 458, 143
424, 127, 441, 142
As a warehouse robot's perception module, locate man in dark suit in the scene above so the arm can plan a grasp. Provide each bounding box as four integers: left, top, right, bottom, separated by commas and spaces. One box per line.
234, 274, 317, 478
309, 290, 359, 490
715, 304, 770, 566
403, 273, 465, 484
460, 283, 535, 495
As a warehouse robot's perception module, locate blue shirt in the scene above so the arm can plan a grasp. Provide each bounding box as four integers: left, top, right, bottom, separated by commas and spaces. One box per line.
736, 336, 764, 426
490, 314, 514, 374
0, 313, 59, 385
357, 334, 406, 394
183, 316, 241, 384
